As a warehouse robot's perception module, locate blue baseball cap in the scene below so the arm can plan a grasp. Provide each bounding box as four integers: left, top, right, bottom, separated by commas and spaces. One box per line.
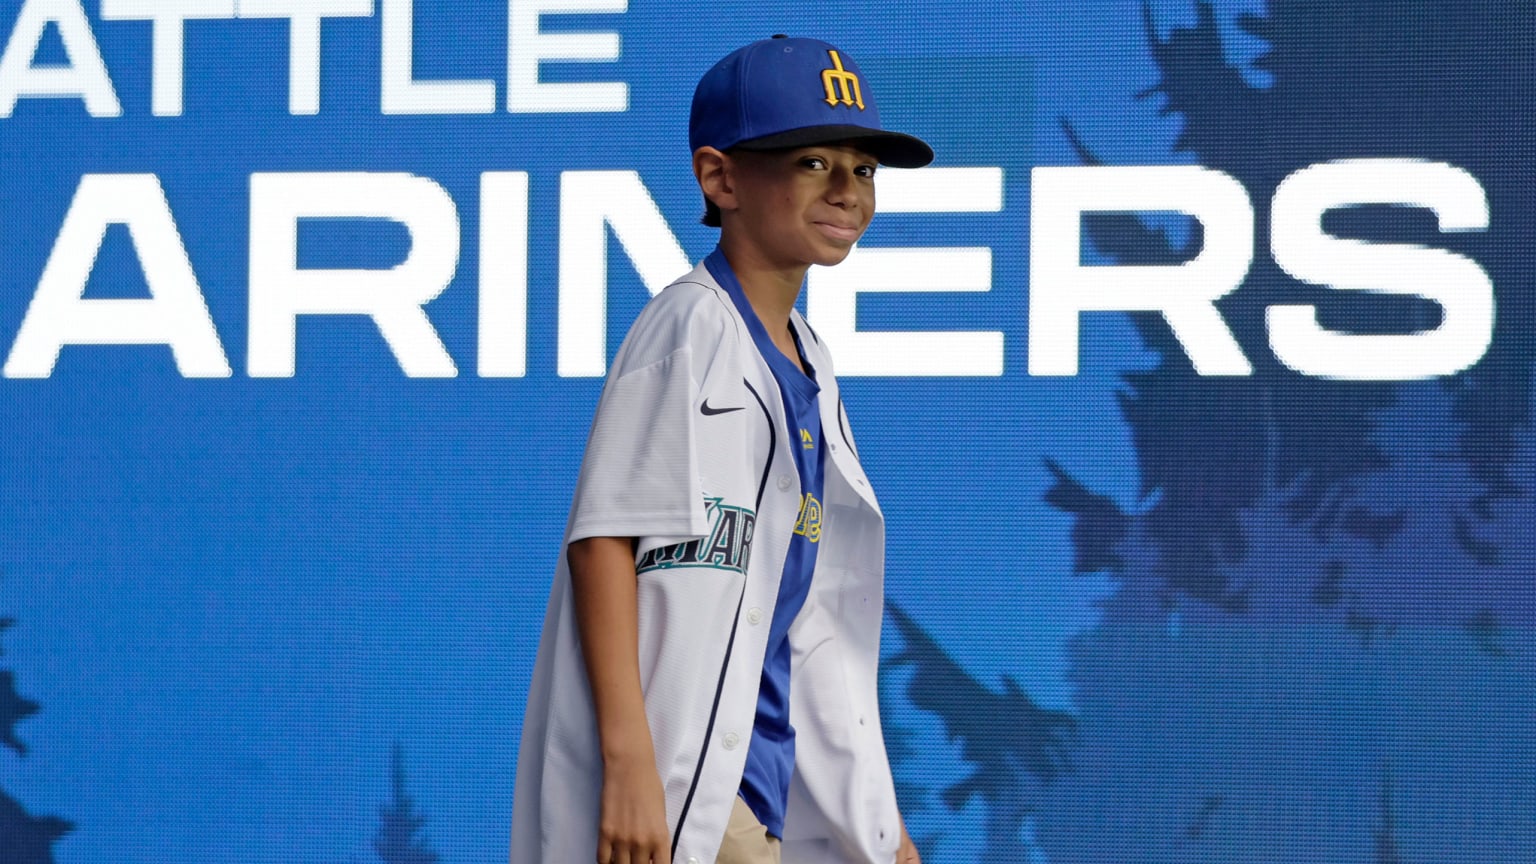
689, 36, 934, 168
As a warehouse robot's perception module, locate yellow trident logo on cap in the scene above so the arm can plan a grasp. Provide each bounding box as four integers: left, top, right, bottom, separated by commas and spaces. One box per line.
820, 50, 865, 110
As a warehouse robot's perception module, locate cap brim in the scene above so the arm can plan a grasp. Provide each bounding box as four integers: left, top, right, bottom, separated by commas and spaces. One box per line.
734, 124, 935, 168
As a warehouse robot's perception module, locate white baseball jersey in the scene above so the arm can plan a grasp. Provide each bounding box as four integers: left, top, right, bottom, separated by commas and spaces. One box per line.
511, 261, 901, 864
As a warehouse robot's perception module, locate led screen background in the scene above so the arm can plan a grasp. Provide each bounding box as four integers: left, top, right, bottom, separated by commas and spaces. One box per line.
1, 1, 1532, 862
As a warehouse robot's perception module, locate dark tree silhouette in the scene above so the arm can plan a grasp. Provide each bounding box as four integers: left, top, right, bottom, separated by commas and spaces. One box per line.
0, 616, 72, 864
1043, 460, 1128, 576
1062, 0, 1536, 605
877, 670, 941, 863
1032, 4, 1536, 862
1034, 451, 1536, 862
0, 669, 38, 756
886, 603, 1075, 863
1375, 767, 1402, 864
374, 744, 440, 864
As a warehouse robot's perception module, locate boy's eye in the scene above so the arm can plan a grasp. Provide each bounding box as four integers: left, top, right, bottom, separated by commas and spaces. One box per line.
856, 164, 877, 178
801, 156, 827, 169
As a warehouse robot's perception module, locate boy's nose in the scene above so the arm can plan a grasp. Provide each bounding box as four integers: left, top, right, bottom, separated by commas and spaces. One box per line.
825, 168, 864, 208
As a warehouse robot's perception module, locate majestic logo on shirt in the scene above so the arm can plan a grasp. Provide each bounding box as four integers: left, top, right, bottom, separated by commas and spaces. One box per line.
820, 50, 865, 110
800, 428, 815, 449
636, 497, 756, 575
793, 492, 822, 543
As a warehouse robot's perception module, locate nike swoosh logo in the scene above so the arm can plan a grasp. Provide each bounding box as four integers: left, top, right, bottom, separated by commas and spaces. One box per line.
700, 399, 744, 416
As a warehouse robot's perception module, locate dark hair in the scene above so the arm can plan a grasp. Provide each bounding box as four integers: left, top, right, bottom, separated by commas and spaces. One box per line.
701, 196, 721, 228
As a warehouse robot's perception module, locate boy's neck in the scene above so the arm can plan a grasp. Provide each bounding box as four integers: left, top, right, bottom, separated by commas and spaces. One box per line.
717, 235, 806, 335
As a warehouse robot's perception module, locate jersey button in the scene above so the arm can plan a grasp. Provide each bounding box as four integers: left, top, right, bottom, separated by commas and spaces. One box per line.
747, 607, 764, 625
687, 858, 700, 864
722, 732, 740, 750
776, 474, 793, 491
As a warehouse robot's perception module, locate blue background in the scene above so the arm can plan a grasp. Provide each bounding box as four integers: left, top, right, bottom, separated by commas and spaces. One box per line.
2, 1, 1532, 862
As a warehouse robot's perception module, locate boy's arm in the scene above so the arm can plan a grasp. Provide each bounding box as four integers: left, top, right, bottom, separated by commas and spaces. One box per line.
569, 535, 672, 864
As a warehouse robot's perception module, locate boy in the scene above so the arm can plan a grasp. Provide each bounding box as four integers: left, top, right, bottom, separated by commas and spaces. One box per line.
512, 36, 932, 864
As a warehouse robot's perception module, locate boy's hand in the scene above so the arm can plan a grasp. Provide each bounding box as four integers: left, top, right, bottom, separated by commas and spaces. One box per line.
897, 819, 921, 864
596, 751, 672, 864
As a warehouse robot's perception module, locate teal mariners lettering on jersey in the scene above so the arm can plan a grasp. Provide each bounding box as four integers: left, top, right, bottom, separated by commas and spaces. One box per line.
636, 497, 757, 574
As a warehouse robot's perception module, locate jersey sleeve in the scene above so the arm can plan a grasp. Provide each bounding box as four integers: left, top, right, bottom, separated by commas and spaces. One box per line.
565, 285, 735, 548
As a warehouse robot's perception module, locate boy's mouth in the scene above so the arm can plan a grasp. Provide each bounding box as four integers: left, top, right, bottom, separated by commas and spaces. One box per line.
814, 221, 861, 242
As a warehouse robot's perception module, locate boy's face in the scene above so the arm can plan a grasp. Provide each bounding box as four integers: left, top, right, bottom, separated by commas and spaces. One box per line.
723, 143, 878, 269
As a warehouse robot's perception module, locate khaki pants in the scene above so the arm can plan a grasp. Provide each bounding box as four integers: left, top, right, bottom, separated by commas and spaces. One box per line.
716, 796, 782, 864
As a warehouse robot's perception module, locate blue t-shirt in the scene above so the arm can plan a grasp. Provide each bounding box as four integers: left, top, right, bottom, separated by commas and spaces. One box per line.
705, 249, 825, 839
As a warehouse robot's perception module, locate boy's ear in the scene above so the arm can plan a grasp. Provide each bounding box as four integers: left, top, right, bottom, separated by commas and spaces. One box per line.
693, 146, 737, 214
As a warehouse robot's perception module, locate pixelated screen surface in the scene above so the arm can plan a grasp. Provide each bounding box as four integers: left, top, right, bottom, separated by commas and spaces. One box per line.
1, 1, 1531, 862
